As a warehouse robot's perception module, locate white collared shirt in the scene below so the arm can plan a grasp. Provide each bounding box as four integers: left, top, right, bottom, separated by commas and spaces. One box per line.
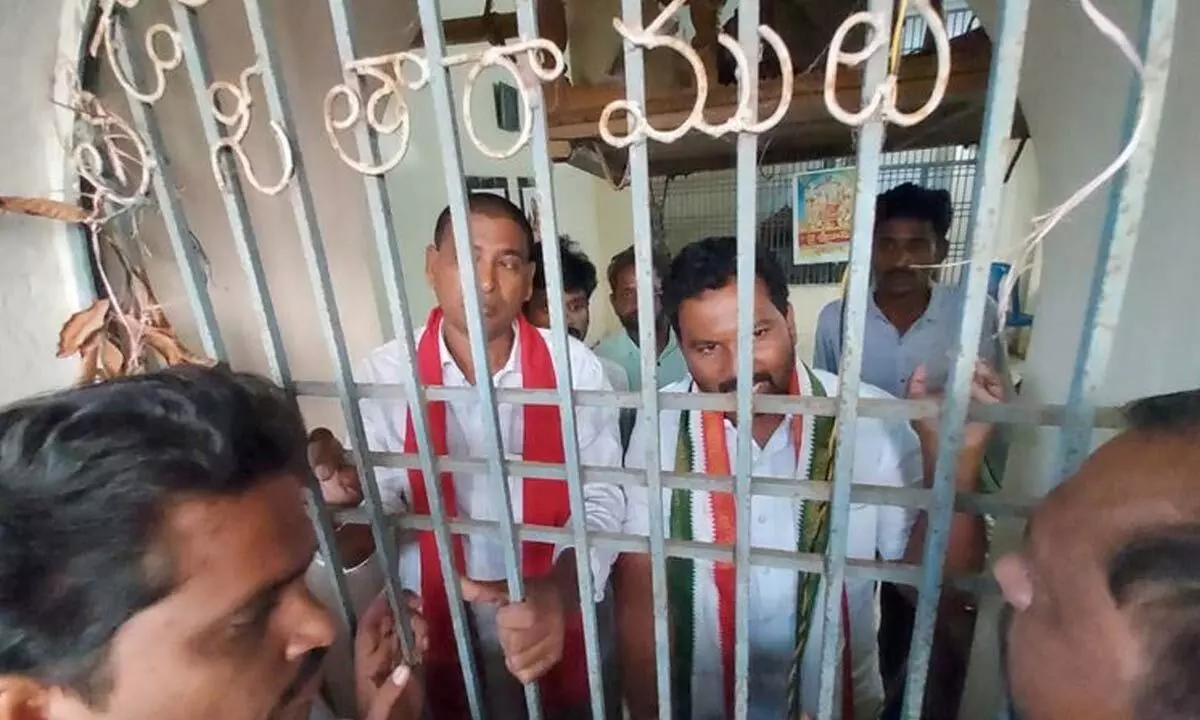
623, 369, 922, 719
355, 323, 625, 597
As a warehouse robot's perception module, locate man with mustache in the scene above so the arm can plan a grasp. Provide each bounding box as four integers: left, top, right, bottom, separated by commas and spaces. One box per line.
308, 194, 624, 718
524, 235, 629, 394
0, 366, 421, 720
594, 245, 690, 395
616, 237, 1000, 719
812, 182, 1010, 717
813, 182, 1007, 397
994, 388, 1200, 720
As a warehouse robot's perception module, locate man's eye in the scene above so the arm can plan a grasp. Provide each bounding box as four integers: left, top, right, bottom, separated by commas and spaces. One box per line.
753, 327, 769, 338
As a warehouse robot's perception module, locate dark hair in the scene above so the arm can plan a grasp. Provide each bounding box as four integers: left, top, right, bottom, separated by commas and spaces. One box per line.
1107, 523, 1200, 719
433, 193, 536, 259
876, 182, 954, 241
663, 236, 789, 334
606, 244, 671, 292
1123, 390, 1200, 436
0, 366, 308, 702
531, 236, 598, 298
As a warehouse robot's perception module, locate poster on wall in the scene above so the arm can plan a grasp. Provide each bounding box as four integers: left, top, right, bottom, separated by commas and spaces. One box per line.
792, 167, 856, 265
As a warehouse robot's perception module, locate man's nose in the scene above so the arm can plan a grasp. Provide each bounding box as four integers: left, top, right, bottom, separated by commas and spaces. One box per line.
476, 261, 496, 294
284, 588, 337, 662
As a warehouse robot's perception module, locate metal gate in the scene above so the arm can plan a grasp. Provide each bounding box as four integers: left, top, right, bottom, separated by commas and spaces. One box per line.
73, 0, 1177, 718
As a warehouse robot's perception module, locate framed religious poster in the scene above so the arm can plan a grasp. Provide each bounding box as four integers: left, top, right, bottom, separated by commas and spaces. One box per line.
792, 167, 856, 265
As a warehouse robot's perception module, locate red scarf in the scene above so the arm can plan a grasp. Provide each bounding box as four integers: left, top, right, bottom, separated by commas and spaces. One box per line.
404, 308, 588, 718
703, 370, 854, 720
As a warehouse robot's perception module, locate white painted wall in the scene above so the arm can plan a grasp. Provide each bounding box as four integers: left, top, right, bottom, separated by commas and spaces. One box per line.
960, 1, 1200, 715
0, 0, 92, 405
379, 43, 634, 345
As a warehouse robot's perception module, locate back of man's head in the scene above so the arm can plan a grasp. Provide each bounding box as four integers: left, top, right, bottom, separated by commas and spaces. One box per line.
998, 388, 1200, 720
0, 366, 307, 700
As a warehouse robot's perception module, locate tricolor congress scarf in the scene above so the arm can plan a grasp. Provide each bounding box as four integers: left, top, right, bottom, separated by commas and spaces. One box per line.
403, 307, 588, 718
666, 364, 854, 719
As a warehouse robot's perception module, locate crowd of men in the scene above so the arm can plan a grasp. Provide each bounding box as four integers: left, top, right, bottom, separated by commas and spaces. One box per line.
2, 185, 1198, 720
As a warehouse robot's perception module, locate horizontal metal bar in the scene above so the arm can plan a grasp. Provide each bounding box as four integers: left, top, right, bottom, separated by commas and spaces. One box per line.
292, 381, 1128, 428
338, 512, 997, 594
361, 450, 1037, 517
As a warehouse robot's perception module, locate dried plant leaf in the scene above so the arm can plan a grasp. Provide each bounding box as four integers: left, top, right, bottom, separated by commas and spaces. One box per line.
0, 195, 90, 223
76, 335, 103, 385
131, 274, 167, 327
142, 327, 213, 367
58, 299, 111, 358
99, 337, 124, 377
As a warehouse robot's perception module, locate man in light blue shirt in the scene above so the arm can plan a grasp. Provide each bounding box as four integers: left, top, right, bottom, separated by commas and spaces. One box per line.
594, 244, 690, 392
812, 182, 1009, 719
812, 183, 1007, 397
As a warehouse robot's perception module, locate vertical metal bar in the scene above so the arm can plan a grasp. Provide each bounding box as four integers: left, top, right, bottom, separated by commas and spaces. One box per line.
899, 1, 1031, 717
732, 2, 761, 719
1057, 0, 1176, 480
617, 0, 674, 717
816, 1, 893, 717
512, 3, 608, 719
167, 3, 355, 632
322, 2, 485, 716
111, 17, 226, 361
236, 0, 417, 661
413, 0, 541, 715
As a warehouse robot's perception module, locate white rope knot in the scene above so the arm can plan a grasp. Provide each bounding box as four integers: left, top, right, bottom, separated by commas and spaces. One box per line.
324, 52, 432, 176
91, 0, 210, 106
441, 39, 567, 160
598, 0, 794, 149
207, 65, 295, 196
822, 0, 951, 128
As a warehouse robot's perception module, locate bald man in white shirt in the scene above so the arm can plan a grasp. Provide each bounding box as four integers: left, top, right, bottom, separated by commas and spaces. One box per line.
308, 194, 623, 719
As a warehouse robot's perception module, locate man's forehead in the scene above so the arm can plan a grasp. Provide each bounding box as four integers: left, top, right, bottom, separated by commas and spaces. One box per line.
164, 476, 314, 602
442, 212, 529, 253
1035, 432, 1200, 556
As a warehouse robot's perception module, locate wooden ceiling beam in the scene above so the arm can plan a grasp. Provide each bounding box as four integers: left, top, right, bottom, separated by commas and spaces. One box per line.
411, 12, 518, 48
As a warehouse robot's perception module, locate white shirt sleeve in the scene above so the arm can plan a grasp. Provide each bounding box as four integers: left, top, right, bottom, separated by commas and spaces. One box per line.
355, 346, 412, 515
872, 417, 923, 561
622, 409, 653, 538
552, 341, 627, 601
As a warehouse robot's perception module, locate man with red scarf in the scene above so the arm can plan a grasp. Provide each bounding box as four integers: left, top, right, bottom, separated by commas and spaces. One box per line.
307, 194, 624, 719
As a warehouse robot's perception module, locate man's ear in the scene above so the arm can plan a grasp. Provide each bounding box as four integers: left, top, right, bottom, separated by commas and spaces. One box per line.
424, 244, 438, 288
0, 676, 51, 720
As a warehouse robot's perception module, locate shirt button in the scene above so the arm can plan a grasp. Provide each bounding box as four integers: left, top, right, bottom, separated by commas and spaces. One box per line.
757, 515, 767, 524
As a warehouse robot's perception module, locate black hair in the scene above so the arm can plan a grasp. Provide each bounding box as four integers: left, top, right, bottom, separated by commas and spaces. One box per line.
1123, 390, 1200, 436
433, 193, 536, 259
876, 182, 954, 241
1107, 523, 1200, 719
531, 236, 598, 298
606, 244, 671, 293
663, 236, 789, 335
0, 365, 308, 703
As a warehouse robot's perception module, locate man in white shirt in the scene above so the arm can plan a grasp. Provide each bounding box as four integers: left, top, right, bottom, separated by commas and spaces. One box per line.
308, 194, 624, 719
616, 237, 997, 719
